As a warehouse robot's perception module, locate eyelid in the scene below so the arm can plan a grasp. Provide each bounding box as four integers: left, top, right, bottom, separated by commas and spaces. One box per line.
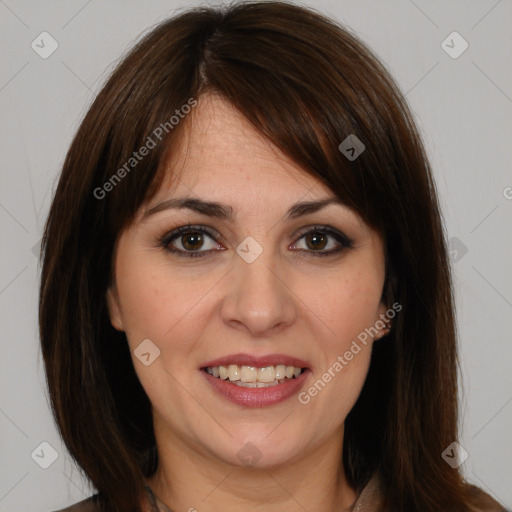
160, 224, 224, 250
159, 223, 354, 258
292, 224, 354, 247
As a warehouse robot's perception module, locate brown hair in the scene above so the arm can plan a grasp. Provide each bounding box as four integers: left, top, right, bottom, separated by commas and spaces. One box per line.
39, 2, 505, 511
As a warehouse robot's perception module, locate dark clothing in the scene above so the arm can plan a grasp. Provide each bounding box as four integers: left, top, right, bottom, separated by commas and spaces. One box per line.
54, 475, 509, 512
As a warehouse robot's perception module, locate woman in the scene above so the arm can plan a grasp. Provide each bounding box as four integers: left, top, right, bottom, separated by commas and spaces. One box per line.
39, 1, 507, 511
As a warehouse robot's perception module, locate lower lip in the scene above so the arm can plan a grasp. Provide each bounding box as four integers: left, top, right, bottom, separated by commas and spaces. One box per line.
201, 369, 310, 408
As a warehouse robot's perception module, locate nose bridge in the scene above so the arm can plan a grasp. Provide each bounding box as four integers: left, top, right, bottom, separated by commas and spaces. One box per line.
221, 236, 296, 335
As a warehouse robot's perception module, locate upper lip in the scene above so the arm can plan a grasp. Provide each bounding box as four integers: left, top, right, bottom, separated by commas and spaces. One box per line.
200, 353, 311, 370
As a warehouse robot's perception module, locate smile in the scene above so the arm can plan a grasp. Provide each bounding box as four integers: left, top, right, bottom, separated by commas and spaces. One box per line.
201, 365, 310, 407
204, 364, 304, 387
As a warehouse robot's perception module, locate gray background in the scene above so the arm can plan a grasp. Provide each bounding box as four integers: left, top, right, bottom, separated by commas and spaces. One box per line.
0, 0, 511, 510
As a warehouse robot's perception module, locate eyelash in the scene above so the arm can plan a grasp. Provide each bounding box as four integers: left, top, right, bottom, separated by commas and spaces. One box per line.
158, 223, 354, 259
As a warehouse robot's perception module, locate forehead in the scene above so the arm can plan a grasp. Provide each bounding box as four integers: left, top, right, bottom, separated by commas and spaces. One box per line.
153, 93, 329, 202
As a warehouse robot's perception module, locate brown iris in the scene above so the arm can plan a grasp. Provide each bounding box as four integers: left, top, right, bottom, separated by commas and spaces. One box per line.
304, 232, 328, 251
181, 232, 204, 251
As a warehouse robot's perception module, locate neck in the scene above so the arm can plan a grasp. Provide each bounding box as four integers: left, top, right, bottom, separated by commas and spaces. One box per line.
145, 416, 357, 512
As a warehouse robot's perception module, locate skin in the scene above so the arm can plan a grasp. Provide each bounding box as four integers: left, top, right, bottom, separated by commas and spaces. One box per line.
107, 93, 389, 512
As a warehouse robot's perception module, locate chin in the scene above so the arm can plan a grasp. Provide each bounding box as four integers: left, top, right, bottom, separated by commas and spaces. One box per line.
203, 429, 306, 470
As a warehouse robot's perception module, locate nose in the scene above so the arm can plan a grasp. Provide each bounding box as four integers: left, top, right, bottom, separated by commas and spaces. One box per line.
220, 246, 297, 337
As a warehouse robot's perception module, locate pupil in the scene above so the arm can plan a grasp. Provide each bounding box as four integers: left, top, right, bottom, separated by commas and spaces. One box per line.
306, 233, 326, 250
183, 232, 203, 250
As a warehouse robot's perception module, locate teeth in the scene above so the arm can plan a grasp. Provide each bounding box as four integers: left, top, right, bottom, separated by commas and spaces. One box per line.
205, 364, 304, 385
275, 364, 286, 379
228, 364, 240, 381
258, 366, 275, 383
240, 366, 258, 382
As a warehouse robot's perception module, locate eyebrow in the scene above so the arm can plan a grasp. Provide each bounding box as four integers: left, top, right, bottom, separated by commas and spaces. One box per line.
142, 196, 346, 222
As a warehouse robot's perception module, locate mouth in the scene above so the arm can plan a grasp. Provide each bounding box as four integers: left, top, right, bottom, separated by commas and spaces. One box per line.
199, 353, 311, 407
202, 364, 306, 388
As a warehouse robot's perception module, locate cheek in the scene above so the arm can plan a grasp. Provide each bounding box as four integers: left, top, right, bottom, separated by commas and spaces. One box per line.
115, 268, 171, 344
297, 269, 382, 411
297, 272, 381, 425
114, 247, 203, 345
304, 268, 384, 350
113, 254, 208, 407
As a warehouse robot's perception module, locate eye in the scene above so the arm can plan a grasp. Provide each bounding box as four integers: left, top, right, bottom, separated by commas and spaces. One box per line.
159, 224, 354, 259
161, 224, 223, 258
290, 226, 354, 256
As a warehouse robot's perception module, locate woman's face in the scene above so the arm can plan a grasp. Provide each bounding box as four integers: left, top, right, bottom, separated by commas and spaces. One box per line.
107, 93, 388, 469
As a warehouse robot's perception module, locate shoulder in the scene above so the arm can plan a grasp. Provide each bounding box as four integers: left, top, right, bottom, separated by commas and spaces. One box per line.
465, 482, 509, 512
52, 485, 156, 512
359, 473, 509, 512
53, 494, 101, 512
